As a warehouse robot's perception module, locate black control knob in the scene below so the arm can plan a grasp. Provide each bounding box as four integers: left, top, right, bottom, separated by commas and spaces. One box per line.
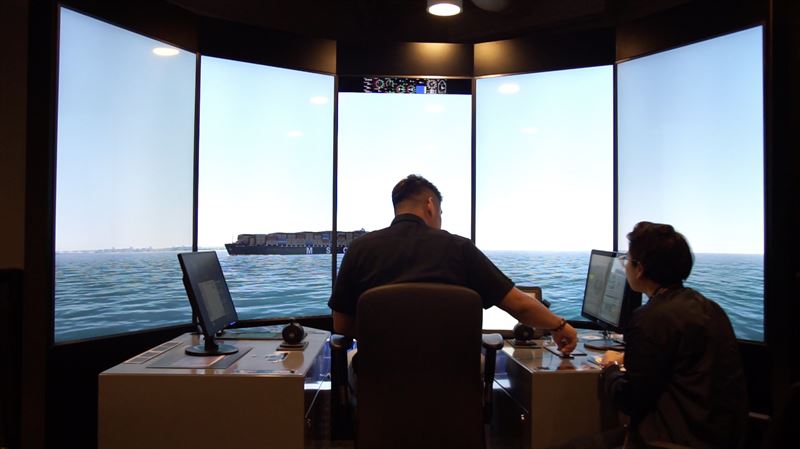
282, 321, 305, 344
513, 323, 535, 342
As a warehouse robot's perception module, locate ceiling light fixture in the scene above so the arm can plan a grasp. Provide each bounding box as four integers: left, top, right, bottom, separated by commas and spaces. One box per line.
427, 0, 462, 17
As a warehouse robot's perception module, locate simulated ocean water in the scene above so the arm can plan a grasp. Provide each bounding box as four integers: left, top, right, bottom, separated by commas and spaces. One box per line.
54, 250, 763, 342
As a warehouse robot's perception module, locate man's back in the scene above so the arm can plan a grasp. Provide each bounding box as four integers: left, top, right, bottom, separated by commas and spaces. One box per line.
329, 174, 578, 350
328, 214, 513, 316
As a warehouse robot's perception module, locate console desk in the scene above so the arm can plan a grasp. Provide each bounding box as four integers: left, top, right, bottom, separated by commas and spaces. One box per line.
490, 335, 622, 449
98, 329, 330, 449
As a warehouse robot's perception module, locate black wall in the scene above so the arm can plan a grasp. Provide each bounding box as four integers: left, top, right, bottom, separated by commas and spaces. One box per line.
23, 1, 58, 447
765, 0, 800, 404
1, 270, 23, 449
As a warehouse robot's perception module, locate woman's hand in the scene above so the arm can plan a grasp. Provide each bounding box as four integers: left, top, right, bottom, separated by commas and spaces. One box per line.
600, 350, 624, 368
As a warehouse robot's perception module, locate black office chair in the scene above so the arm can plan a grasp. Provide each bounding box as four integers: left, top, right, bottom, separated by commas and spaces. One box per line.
330, 282, 503, 449
629, 382, 800, 449
760, 381, 800, 449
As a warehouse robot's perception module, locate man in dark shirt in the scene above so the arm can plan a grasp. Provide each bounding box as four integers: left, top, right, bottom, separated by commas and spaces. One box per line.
328, 174, 577, 352
600, 222, 748, 449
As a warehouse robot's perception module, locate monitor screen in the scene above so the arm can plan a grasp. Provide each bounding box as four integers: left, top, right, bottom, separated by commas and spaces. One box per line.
580, 250, 641, 334
177, 251, 239, 355
483, 286, 549, 337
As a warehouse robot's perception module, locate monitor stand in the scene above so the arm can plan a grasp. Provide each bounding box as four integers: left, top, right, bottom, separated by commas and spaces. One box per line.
583, 329, 625, 351
185, 335, 239, 356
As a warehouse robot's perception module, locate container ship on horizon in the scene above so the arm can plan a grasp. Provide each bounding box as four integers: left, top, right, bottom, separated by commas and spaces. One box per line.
225, 230, 368, 255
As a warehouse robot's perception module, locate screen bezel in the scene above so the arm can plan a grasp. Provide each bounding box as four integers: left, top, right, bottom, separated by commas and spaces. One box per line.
177, 251, 239, 339
579, 249, 640, 333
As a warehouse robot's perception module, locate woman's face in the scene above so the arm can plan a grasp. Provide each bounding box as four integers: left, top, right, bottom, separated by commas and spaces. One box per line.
624, 254, 646, 293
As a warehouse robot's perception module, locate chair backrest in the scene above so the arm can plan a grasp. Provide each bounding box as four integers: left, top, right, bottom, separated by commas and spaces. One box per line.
355, 282, 485, 449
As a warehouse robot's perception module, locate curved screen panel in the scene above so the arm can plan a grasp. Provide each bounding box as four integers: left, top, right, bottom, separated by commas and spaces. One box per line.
337, 89, 472, 241
475, 66, 614, 325
55, 8, 195, 342
617, 26, 764, 341
198, 56, 335, 320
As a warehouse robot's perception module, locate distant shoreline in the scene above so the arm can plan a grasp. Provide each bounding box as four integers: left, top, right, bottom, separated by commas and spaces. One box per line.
55, 246, 223, 254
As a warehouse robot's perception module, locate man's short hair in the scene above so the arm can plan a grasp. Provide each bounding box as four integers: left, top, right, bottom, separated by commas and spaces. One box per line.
627, 221, 694, 286
391, 175, 443, 207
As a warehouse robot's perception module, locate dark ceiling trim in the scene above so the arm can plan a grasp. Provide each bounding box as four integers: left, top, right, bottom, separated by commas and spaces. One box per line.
616, 0, 767, 62
474, 27, 615, 77
337, 41, 473, 77
198, 15, 336, 75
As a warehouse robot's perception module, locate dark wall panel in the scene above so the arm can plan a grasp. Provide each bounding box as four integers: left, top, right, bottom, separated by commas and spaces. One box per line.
199, 17, 336, 74
23, 0, 58, 447
0, 0, 28, 271
0, 270, 23, 449
337, 41, 472, 77
474, 28, 615, 76
766, 0, 800, 405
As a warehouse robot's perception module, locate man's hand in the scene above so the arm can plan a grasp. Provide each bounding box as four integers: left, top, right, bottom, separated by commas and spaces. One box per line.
498, 288, 578, 355
552, 323, 578, 354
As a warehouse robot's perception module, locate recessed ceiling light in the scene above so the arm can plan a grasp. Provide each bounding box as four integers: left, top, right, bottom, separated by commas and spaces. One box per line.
152, 47, 179, 57
427, 0, 462, 16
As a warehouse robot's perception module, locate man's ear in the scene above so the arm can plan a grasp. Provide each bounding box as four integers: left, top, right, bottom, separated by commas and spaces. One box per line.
425, 196, 436, 216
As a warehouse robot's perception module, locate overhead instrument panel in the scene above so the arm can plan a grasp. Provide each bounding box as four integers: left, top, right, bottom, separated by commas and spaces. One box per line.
339, 76, 471, 94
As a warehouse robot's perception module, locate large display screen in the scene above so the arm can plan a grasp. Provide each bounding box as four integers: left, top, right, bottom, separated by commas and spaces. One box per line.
475, 66, 614, 325
618, 26, 764, 341
337, 90, 472, 240
199, 56, 335, 321
53, 8, 764, 343
55, 8, 195, 342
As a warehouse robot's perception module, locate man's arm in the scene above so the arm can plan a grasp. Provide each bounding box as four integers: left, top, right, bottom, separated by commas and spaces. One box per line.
332, 310, 357, 337
496, 287, 578, 353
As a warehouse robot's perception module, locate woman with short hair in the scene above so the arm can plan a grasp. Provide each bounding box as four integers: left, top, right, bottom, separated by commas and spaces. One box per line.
600, 221, 748, 449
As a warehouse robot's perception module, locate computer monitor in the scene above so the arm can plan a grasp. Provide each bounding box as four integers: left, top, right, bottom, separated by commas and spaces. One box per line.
580, 250, 642, 345
177, 251, 239, 356
483, 286, 550, 338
